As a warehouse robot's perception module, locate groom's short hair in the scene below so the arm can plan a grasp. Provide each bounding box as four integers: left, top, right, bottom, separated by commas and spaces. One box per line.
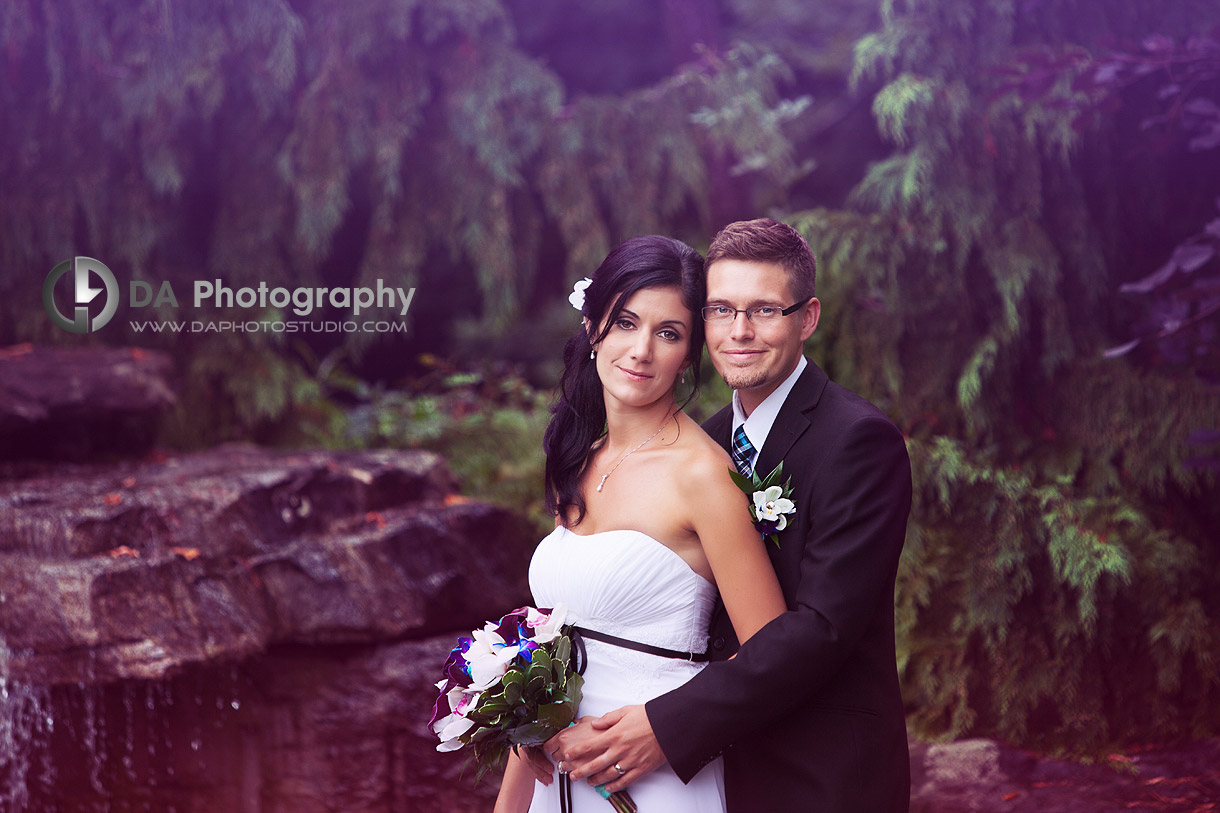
706, 218, 816, 302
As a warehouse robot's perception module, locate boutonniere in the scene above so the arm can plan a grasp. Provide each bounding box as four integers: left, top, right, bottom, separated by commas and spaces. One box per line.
729, 461, 796, 548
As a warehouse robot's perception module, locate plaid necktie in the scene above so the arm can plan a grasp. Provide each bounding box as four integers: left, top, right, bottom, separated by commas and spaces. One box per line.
731, 424, 755, 478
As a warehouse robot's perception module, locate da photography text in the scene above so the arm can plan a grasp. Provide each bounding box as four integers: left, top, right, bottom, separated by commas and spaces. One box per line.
135, 278, 415, 317
42, 256, 417, 335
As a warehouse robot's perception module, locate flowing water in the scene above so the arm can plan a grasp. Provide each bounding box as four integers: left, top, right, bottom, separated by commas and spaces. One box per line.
0, 654, 255, 813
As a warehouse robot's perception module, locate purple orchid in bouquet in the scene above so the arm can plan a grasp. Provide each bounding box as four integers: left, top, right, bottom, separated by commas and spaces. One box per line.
430, 605, 576, 761
429, 605, 637, 811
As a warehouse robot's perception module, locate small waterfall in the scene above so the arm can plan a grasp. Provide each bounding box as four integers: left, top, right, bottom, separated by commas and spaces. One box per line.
0, 648, 254, 813
0, 660, 53, 812
2, 438, 522, 812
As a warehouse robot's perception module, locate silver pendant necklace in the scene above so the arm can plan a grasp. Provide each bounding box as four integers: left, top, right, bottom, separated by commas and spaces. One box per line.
595, 413, 672, 492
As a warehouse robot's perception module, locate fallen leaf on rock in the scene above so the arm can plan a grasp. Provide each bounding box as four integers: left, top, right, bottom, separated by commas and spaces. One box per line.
444, 494, 473, 506
365, 511, 386, 529
0, 343, 33, 359
103, 493, 123, 506
108, 546, 139, 558
1002, 792, 1019, 801
171, 547, 201, 561
121, 477, 137, 488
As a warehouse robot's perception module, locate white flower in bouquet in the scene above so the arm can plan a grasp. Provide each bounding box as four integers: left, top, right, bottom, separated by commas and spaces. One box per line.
466, 625, 524, 690
524, 603, 567, 644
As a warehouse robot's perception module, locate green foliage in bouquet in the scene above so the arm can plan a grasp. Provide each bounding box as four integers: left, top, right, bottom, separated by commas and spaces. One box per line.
465, 635, 584, 778
433, 608, 585, 781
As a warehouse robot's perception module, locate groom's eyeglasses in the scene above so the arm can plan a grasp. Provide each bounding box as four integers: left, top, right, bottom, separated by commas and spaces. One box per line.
702, 297, 812, 324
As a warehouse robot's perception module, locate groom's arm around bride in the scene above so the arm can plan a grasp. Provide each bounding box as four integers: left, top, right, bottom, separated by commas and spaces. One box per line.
651, 360, 912, 812
555, 218, 913, 812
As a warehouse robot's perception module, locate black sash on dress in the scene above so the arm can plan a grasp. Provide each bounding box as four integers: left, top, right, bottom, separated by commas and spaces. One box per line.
557, 626, 704, 813
568, 625, 710, 675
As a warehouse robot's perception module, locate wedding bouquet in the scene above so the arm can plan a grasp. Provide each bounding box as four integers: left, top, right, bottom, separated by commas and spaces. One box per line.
429, 605, 637, 812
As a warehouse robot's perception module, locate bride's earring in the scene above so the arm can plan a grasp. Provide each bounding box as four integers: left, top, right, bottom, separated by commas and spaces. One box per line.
680, 370, 686, 385
590, 348, 596, 359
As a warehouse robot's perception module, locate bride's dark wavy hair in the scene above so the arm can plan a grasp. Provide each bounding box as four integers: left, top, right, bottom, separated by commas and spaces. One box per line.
545, 235, 705, 527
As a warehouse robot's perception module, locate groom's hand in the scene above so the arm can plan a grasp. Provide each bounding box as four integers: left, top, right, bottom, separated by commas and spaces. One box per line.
567, 705, 665, 792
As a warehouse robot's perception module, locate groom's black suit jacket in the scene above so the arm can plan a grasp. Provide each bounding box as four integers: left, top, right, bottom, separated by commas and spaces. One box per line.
647, 360, 912, 812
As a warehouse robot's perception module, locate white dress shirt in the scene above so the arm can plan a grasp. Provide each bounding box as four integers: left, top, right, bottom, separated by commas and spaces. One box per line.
730, 355, 807, 473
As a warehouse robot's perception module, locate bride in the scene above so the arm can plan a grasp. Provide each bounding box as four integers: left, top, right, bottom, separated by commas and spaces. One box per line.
494, 236, 786, 813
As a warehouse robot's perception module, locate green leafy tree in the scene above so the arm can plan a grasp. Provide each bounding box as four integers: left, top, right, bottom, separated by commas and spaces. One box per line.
9, 0, 1218, 755
788, 0, 1220, 752
2, 0, 806, 442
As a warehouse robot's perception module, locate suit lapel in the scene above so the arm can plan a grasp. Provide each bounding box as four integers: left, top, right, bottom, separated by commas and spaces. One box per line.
703, 363, 828, 606
753, 362, 827, 478
702, 404, 734, 454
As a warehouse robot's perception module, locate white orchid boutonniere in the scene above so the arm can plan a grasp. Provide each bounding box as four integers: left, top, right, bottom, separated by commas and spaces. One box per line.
730, 461, 796, 548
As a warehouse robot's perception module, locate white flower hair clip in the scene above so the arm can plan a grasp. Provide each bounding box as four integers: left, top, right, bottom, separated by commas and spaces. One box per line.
568, 277, 592, 312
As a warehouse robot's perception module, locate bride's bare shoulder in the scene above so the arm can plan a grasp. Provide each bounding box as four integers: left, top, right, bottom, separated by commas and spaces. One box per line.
668, 413, 734, 485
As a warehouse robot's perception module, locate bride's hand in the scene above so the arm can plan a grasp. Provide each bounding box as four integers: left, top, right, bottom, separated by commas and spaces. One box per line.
517, 745, 555, 785
542, 716, 607, 777
539, 717, 601, 780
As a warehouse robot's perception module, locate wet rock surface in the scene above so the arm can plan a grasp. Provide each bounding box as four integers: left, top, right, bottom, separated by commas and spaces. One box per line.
0, 344, 175, 461
0, 445, 535, 686
0, 345, 530, 810
0, 441, 530, 811
3, 635, 501, 813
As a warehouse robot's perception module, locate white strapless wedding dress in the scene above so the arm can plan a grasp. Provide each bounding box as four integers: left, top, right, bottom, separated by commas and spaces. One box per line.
528, 526, 726, 813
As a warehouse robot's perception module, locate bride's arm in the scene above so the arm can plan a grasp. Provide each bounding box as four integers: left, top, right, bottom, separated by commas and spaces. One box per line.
493, 749, 537, 813
685, 452, 787, 643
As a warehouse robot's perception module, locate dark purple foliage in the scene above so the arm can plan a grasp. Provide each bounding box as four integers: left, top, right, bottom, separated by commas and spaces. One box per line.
993, 31, 1220, 470
1107, 204, 1220, 378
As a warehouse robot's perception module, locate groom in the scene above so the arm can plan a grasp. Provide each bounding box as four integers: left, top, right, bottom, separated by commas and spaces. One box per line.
548, 218, 912, 810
